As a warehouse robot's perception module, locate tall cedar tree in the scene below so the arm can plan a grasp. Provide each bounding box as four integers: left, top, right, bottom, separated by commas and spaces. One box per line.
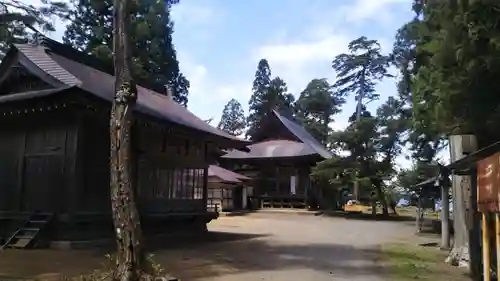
412, 1, 500, 147
392, 3, 442, 163
217, 98, 246, 136
63, 0, 190, 106
246, 59, 294, 140
295, 78, 345, 145
109, 0, 144, 279
0, 0, 68, 56
408, 0, 500, 270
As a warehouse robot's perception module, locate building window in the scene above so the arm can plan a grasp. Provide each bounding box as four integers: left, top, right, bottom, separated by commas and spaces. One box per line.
194, 169, 204, 199
160, 168, 205, 199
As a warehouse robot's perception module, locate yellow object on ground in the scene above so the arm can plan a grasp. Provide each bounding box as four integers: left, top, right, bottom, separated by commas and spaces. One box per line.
344, 200, 365, 212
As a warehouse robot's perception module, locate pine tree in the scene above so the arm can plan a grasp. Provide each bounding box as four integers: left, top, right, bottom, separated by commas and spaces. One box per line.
217, 99, 246, 136
332, 36, 391, 123
62, 0, 189, 106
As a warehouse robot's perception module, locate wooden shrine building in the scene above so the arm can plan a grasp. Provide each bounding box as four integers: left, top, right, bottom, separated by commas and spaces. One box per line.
0, 38, 248, 249
220, 110, 332, 209
207, 165, 251, 212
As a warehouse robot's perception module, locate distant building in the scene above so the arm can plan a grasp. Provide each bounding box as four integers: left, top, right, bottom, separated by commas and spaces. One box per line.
220, 110, 332, 209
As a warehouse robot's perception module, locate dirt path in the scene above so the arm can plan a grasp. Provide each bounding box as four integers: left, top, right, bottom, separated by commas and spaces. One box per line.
155, 213, 416, 281
0, 213, 416, 280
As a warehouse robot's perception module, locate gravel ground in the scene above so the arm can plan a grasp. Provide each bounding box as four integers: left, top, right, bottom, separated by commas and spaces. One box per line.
156, 212, 416, 281
0, 212, 416, 281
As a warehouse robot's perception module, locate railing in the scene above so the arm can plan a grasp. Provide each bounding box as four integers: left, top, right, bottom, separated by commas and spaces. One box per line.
259, 195, 307, 209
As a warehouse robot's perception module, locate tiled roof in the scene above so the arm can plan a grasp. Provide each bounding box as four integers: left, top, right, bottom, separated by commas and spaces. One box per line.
222, 139, 319, 159
272, 110, 332, 159
207, 165, 250, 183
223, 111, 333, 160
7, 41, 248, 145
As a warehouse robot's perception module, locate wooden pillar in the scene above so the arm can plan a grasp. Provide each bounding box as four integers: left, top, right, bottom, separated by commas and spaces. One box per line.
203, 143, 208, 212
496, 214, 500, 281
470, 172, 481, 280
482, 213, 491, 281
275, 165, 280, 195
68, 115, 82, 225
16, 130, 27, 211
441, 183, 451, 249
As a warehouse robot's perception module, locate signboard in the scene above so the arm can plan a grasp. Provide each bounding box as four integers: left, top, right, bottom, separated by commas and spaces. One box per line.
476, 152, 500, 212
290, 176, 296, 195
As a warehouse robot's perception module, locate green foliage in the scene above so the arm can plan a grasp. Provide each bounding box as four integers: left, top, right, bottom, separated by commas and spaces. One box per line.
312, 108, 381, 195
295, 78, 345, 145
217, 98, 246, 136
0, 0, 68, 56
62, 0, 190, 106
332, 36, 392, 106
312, 36, 406, 205
410, 1, 500, 150
246, 59, 294, 140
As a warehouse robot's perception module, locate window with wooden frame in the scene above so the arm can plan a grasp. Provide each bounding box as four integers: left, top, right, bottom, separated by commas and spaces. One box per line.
194, 169, 204, 199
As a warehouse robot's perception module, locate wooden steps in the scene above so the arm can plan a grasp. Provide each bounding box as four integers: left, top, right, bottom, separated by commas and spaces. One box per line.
1, 212, 53, 250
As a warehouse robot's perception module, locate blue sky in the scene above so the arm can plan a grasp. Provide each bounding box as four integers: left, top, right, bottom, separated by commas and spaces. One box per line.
168, 0, 413, 126
29, 0, 449, 168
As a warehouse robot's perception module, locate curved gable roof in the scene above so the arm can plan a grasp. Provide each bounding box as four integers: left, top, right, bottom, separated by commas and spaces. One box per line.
272, 110, 332, 159
5, 41, 248, 147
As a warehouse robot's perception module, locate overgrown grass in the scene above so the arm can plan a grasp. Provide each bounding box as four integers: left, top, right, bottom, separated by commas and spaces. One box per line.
380, 243, 470, 281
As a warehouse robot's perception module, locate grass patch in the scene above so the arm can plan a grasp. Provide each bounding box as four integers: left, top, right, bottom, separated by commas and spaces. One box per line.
380, 243, 470, 281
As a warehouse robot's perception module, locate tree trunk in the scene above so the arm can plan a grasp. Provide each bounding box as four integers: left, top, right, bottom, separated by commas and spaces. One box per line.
445, 134, 477, 268
110, 0, 145, 280
416, 197, 423, 233
440, 184, 451, 250
389, 201, 398, 215
376, 186, 388, 216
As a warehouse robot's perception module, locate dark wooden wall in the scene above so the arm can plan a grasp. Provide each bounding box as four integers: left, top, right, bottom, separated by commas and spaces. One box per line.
66, 109, 211, 240
0, 112, 78, 213
0, 96, 215, 242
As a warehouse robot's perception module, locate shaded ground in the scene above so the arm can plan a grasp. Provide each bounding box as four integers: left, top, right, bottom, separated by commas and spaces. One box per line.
0, 212, 416, 281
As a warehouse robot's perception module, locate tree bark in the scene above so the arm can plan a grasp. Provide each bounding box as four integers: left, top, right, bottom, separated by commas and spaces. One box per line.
376, 186, 388, 216
416, 196, 423, 233
110, 0, 145, 280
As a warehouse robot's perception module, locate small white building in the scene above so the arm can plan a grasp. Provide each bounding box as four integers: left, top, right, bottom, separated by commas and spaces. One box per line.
207, 165, 251, 212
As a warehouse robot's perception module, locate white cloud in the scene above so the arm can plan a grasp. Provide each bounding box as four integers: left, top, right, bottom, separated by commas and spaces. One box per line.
171, 1, 224, 27
342, 0, 410, 23
248, 0, 410, 133
255, 35, 350, 67
177, 51, 251, 123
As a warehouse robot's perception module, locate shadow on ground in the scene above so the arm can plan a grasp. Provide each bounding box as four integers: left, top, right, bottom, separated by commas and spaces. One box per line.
0, 230, 384, 280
